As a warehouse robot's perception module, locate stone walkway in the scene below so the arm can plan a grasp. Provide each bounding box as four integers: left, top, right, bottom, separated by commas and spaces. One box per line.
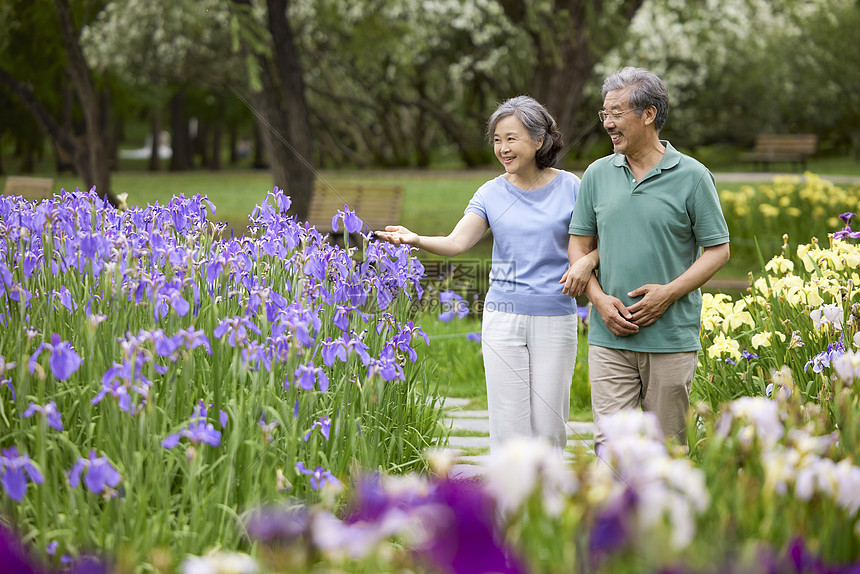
440, 397, 595, 478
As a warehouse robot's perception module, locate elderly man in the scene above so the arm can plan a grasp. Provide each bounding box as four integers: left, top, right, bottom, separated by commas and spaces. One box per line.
562, 67, 730, 450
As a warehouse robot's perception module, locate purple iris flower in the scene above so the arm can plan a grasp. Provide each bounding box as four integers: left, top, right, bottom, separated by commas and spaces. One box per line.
152, 330, 183, 358
79, 233, 102, 260
22, 253, 40, 279
177, 327, 212, 354
295, 462, 339, 490
8, 284, 32, 309
740, 350, 758, 360
293, 362, 329, 392
589, 488, 638, 566
152, 283, 190, 320
320, 335, 371, 367
161, 400, 222, 449
69, 451, 121, 495
259, 412, 279, 443
331, 205, 364, 234
839, 212, 856, 224
206, 254, 225, 285
389, 321, 429, 363
0, 447, 44, 502
28, 333, 83, 381
437, 291, 469, 323
22, 401, 64, 431
0, 377, 13, 400
415, 478, 524, 574
366, 345, 404, 381
0, 355, 15, 400
54, 286, 77, 313
303, 415, 332, 441
214, 315, 262, 348
577, 304, 590, 325
332, 305, 353, 332
0, 523, 44, 573
804, 340, 845, 373
246, 506, 309, 544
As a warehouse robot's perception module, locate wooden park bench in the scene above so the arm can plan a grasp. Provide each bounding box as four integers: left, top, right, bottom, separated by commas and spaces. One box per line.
307, 182, 403, 241
2, 176, 55, 200
740, 134, 818, 171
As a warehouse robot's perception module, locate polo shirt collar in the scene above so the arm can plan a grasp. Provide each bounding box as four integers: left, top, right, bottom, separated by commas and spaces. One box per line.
611, 140, 682, 174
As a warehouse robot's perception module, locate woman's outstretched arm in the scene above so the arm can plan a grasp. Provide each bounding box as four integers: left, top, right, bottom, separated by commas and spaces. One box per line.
374, 212, 489, 257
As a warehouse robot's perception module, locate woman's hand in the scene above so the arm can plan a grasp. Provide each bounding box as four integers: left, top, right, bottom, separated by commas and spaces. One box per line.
374, 225, 419, 246
560, 250, 598, 297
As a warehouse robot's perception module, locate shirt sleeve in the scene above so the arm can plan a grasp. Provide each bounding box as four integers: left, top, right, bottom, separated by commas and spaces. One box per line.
464, 185, 489, 222
689, 171, 730, 247
568, 170, 597, 236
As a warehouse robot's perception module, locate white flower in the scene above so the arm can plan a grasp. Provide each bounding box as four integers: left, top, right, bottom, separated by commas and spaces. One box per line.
483, 437, 577, 517
832, 459, 860, 515
810, 303, 844, 331
762, 446, 801, 495
600, 409, 664, 443
833, 350, 860, 384
596, 442, 709, 550
716, 397, 784, 447
182, 552, 258, 574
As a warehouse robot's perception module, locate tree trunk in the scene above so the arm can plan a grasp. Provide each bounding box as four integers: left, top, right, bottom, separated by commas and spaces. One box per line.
149, 109, 162, 171
229, 126, 238, 165
209, 117, 224, 171
169, 90, 192, 171
260, 0, 315, 220
498, 0, 646, 148
196, 121, 209, 168
0, 65, 89, 185
54, 0, 117, 206
252, 123, 267, 169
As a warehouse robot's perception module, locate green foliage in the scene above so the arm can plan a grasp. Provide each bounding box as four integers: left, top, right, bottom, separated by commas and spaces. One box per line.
603, 0, 859, 154
718, 173, 860, 268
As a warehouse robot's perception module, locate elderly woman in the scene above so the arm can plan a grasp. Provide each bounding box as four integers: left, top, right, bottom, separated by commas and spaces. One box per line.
376, 96, 596, 452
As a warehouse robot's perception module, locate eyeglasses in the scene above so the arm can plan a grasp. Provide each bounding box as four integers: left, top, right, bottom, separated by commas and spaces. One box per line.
598, 108, 635, 122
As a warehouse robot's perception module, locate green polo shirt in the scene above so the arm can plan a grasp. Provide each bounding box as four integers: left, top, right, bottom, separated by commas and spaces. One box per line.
569, 142, 729, 352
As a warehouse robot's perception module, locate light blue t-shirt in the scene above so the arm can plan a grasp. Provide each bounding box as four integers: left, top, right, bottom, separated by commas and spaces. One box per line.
466, 170, 580, 316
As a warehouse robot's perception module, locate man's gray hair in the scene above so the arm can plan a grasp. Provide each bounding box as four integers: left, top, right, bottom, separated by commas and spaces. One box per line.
486, 96, 564, 170
602, 67, 669, 132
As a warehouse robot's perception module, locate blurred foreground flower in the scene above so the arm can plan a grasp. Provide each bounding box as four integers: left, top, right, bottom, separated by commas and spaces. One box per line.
182, 551, 259, 574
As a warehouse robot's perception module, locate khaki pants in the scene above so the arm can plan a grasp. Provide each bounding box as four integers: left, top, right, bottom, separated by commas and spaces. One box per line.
588, 345, 699, 448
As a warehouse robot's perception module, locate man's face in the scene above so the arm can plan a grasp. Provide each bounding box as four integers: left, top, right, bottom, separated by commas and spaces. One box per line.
601, 88, 646, 156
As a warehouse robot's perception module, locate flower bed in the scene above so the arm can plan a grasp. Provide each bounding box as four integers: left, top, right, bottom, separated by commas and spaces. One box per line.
0, 188, 441, 566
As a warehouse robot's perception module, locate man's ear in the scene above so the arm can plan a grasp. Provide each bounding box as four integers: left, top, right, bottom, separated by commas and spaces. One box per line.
643, 105, 658, 126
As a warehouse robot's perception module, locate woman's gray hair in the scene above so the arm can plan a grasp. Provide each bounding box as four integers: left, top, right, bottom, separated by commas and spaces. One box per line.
602, 67, 669, 132
486, 96, 564, 169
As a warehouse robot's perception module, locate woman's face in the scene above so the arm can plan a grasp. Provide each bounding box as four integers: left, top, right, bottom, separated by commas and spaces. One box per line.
493, 115, 542, 176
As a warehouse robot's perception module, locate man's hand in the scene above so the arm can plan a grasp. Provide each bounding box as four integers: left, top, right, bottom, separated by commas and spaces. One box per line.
594, 294, 639, 336
627, 283, 676, 327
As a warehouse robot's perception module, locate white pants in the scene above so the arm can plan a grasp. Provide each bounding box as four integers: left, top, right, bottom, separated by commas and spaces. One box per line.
481, 309, 578, 451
